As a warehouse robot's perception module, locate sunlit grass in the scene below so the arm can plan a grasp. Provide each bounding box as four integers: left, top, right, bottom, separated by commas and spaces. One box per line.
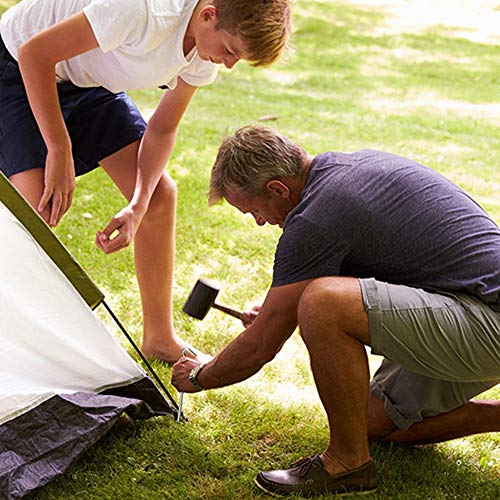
1, 0, 498, 498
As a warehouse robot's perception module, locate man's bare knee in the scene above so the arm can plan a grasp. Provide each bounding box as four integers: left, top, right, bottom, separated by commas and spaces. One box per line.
368, 392, 397, 441
298, 277, 369, 345
298, 278, 347, 343
299, 277, 357, 319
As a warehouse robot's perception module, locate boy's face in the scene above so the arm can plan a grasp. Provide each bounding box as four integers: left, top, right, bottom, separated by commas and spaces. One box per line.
195, 6, 248, 69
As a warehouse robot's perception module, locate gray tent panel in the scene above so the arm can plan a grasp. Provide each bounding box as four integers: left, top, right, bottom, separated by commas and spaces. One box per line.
0, 383, 169, 499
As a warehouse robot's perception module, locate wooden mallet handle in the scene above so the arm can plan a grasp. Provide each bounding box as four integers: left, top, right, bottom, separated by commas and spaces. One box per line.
212, 302, 244, 320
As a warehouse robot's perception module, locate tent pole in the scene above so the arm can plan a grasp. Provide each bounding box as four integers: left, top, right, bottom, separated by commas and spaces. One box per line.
101, 300, 182, 416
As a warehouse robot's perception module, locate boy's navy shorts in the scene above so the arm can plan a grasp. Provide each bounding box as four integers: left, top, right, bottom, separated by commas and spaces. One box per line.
0, 35, 147, 178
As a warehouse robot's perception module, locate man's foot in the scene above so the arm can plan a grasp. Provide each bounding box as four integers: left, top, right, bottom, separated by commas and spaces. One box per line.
255, 455, 378, 497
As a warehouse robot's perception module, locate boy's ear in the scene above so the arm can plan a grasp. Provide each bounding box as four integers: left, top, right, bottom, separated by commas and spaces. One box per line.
200, 4, 217, 23
266, 180, 290, 199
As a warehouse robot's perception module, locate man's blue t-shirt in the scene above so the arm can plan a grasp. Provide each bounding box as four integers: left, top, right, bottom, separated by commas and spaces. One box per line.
272, 150, 500, 311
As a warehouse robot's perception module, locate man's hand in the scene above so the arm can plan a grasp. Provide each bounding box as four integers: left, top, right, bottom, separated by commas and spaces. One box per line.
95, 204, 144, 254
241, 305, 262, 328
171, 356, 204, 393
39, 147, 75, 227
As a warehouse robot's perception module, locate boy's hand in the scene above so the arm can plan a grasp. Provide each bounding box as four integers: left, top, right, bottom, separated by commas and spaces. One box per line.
39, 148, 75, 227
95, 204, 144, 254
241, 305, 262, 328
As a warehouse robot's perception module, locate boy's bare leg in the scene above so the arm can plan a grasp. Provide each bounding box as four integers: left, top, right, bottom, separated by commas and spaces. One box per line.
298, 277, 372, 476
369, 394, 500, 444
9, 149, 186, 361
9, 168, 51, 223
99, 140, 187, 362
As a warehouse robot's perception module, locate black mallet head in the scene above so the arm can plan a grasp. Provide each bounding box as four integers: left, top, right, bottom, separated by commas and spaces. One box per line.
182, 279, 243, 321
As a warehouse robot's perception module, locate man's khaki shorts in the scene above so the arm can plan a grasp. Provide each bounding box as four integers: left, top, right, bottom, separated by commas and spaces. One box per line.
360, 278, 500, 430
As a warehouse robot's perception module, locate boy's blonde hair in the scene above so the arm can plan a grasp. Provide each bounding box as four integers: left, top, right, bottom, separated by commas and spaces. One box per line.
209, 125, 308, 205
214, 0, 292, 67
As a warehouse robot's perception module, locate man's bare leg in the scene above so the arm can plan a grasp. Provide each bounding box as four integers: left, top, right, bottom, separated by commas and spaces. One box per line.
298, 277, 372, 475
100, 141, 188, 362
369, 393, 500, 444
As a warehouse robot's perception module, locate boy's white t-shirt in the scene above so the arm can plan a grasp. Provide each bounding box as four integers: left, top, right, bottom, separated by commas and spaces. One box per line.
0, 0, 219, 92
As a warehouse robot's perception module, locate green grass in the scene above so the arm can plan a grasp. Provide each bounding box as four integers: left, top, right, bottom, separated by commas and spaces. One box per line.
2, 0, 499, 498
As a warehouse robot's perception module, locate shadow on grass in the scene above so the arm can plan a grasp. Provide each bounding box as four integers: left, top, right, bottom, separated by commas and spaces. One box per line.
10, 0, 497, 497
33, 387, 499, 499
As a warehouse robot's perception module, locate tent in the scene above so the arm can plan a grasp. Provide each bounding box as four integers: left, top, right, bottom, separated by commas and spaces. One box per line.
0, 172, 179, 498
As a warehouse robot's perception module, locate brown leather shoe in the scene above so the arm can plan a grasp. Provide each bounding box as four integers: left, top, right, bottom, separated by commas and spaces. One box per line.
254, 455, 378, 497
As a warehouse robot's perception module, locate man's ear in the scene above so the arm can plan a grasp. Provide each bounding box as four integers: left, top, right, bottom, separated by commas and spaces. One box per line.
266, 180, 290, 199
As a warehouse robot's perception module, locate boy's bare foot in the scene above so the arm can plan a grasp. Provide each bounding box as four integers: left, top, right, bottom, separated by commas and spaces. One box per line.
142, 335, 212, 364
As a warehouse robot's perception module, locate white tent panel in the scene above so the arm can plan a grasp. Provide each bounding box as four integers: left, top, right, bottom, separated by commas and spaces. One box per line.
0, 201, 144, 425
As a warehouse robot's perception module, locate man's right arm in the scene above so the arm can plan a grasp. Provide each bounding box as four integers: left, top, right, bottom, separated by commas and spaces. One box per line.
171, 279, 313, 392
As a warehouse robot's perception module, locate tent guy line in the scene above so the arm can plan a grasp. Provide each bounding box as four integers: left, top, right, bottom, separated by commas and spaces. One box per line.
102, 300, 182, 416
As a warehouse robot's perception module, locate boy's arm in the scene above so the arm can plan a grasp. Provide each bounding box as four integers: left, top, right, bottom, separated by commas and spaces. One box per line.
17, 13, 99, 227
96, 79, 197, 253
171, 279, 313, 392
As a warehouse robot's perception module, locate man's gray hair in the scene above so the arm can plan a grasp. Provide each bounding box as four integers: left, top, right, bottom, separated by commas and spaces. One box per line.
209, 125, 309, 205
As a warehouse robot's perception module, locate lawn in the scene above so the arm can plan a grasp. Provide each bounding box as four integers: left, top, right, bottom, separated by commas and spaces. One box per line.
2, 0, 498, 498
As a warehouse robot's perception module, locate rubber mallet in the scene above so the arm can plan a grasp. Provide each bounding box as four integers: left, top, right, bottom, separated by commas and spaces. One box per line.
182, 278, 243, 321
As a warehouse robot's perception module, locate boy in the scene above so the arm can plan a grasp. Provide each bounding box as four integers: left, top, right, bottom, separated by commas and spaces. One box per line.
0, 0, 291, 362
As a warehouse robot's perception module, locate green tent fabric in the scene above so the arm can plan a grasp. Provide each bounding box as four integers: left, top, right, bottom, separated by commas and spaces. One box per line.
0, 172, 177, 498
0, 171, 104, 309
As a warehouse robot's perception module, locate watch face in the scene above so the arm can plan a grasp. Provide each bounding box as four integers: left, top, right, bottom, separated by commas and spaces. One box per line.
189, 364, 203, 388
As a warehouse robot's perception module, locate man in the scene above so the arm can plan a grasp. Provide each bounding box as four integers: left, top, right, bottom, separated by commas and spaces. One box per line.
171, 125, 500, 497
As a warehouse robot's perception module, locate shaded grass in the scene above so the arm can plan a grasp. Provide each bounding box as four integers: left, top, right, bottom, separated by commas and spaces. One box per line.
1, 0, 498, 498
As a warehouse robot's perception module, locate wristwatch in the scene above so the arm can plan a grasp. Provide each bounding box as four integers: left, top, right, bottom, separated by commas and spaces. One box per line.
188, 363, 205, 390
